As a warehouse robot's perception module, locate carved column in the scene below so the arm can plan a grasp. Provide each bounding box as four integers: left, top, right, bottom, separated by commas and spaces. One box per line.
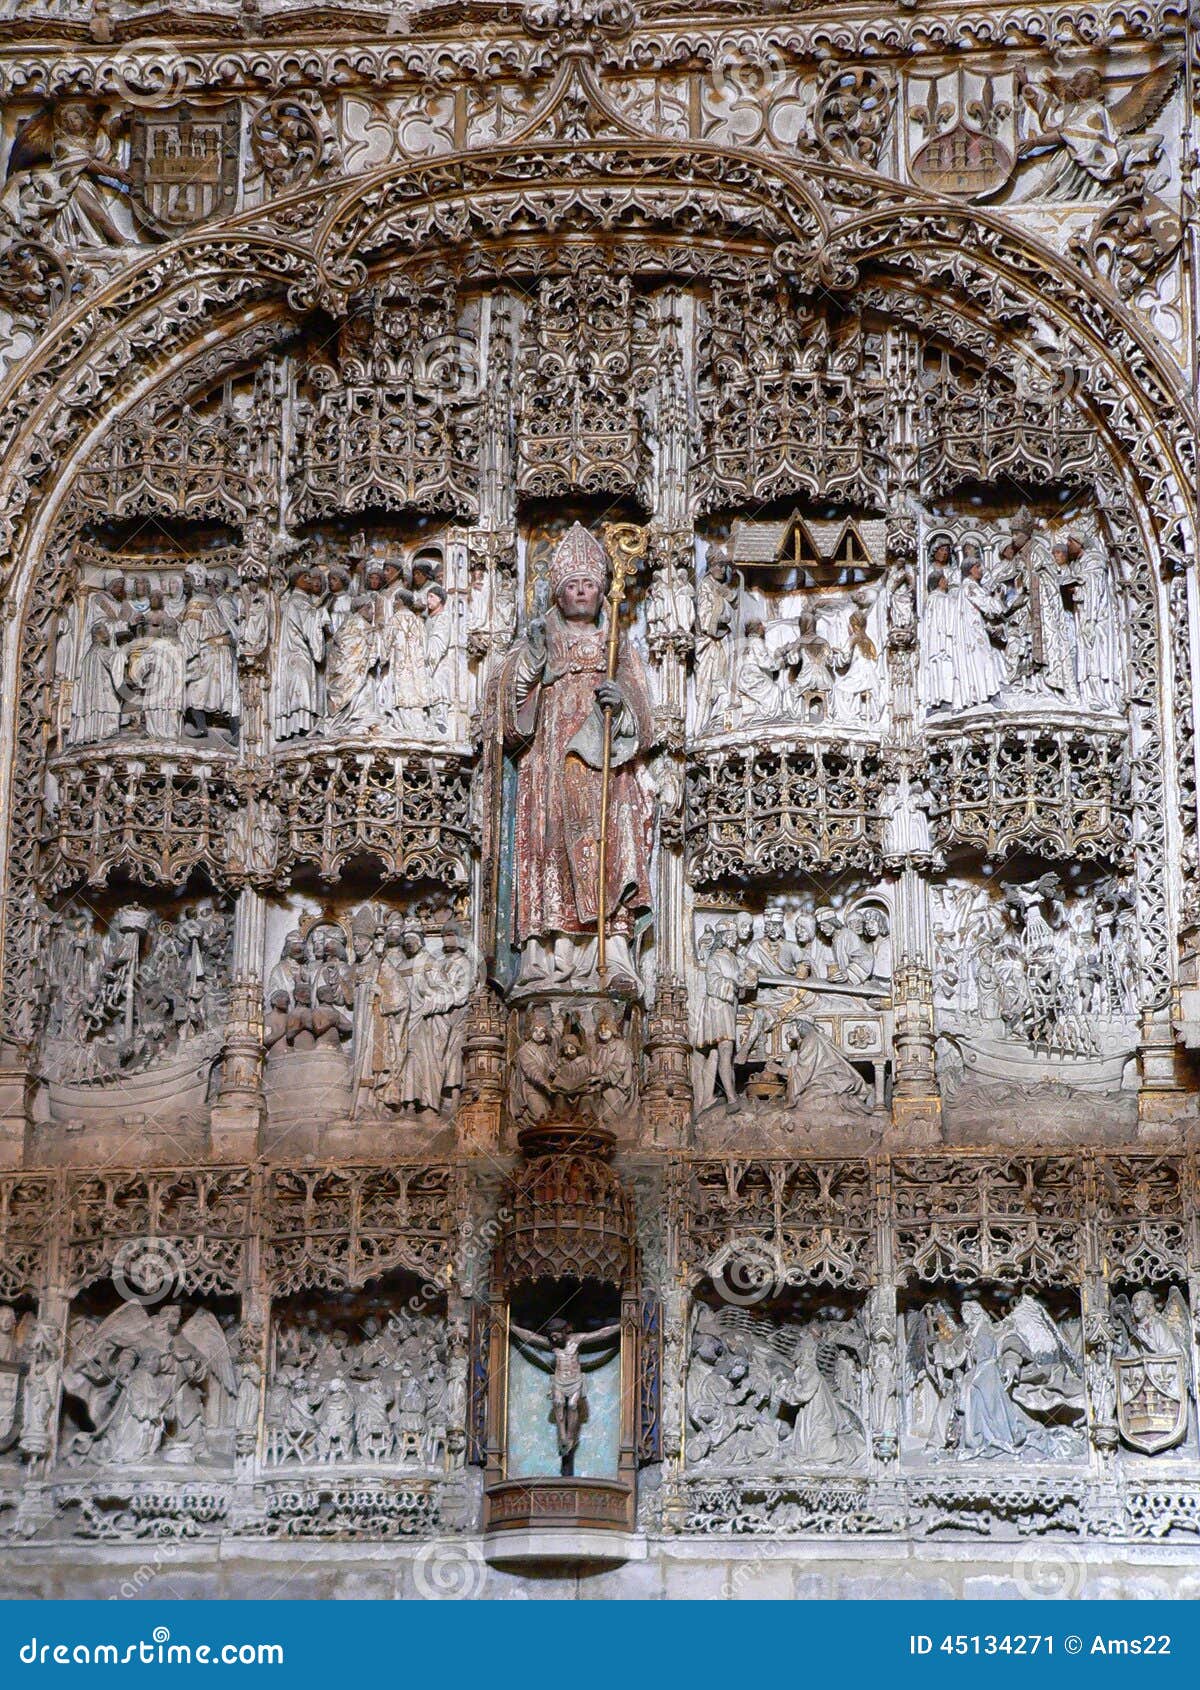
887, 864, 941, 1144
210, 887, 267, 1160
456, 982, 507, 1152
642, 290, 695, 1146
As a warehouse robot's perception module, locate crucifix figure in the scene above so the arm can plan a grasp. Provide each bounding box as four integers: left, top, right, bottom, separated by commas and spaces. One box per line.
510, 1315, 622, 1475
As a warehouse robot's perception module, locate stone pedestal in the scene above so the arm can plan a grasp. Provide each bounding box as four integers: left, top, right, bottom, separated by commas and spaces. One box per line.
889, 1093, 942, 1145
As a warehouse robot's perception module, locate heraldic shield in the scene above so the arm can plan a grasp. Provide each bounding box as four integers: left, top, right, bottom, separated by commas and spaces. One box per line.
0, 1359, 23, 1452
130, 103, 239, 234
1116, 1354, 1189, 1454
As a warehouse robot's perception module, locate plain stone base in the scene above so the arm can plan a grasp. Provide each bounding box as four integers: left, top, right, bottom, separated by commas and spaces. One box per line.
5, 1538, 1200, 1601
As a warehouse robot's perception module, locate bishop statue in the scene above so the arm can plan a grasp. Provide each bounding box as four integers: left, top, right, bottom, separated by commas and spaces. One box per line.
497, 524, 655, 994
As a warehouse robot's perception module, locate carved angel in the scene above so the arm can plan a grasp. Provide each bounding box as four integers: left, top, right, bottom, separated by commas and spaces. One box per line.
3, 102, 131, 248
1111, 1287, 1191, 1366
62, 1301, 235, 1466
1014, 62, 1178, 193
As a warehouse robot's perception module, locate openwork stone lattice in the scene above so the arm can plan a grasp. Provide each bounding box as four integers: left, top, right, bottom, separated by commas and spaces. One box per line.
0, 0, 1197, 1580
685, 742, 883, 884
927, 727, 1133, 865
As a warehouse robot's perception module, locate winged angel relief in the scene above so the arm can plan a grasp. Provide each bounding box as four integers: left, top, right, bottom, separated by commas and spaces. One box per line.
0, 103, 131, 250
1011, 61, 1178, 198
60, 1302, 237, 1467
906, 1295, 1086, 1460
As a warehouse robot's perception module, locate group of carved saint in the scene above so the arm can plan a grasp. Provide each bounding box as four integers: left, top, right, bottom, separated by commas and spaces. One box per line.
266, 913, 473, 1118
4, 1276, 1188, 1477
919, 518, 1125, 716
685, 1285, 1194, 1472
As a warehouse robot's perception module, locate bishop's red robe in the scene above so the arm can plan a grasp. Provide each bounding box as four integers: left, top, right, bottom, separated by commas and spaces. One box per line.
500, 607, 654, 943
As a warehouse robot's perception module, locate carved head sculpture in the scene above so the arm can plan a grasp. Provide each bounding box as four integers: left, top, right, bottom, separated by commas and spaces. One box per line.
763, 909, 786, 940
92, 622, 112, 647
735, 913, 754, 947
282, 932, 306, 963
546, 1319, 569, 1351
706, 542, 732, 582
549, 523, 607, 620
401, 928, 423, 958
529, 1023, 550, 1046
1130, 1290, 1156, 1323
105, 573, 126, 601
426, 584, 448, 615
961, 1300, 986, 1332
814, 907, 840, 939
442, 924, 461, 954
1009, 510, 1036, 541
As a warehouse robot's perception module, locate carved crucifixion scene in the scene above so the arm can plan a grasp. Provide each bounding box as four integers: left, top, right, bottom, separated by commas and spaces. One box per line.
0, 0, 1196, 1598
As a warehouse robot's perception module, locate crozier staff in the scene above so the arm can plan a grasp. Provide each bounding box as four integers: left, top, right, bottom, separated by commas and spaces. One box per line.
495, 523, 655, 993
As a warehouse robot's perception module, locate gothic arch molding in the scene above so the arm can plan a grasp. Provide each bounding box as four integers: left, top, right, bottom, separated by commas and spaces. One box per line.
0, 140, 1195, 1063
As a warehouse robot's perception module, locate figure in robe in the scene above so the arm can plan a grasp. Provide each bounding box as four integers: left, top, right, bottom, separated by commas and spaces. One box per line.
125, 591, 185, 739
68, 621, 125, 744
1024, 538, 1079, 702
832, 608, 881, 725
919, 543, 958, 712
733, 618, 784, 725
325, 594, 385, 732
777, 1018, 874, 1111
693, 548, 739, 731
273, 564, 331, 740
382, 593, 432, 736
422, 926, 474, 1101
179, 568, 238, 738
1064, 534, 1124, 710
949, 555, 1008, 710
422, 583, 457, 736
496, 524, 655, 994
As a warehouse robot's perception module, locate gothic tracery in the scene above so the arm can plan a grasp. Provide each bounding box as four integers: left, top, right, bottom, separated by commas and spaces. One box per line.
0, 0, 1197, 1587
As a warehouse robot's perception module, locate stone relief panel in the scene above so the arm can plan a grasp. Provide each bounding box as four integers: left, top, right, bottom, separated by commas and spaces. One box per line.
900, 1288, 1087, 1465
931, 872, 1139, 1134
916, 512, 1130, 724
51, 551, 245, 756
59, 1292, 240, 1472
263, 897, 473, 1131
265, 1285, 452, 1472
38, 896, 232, 1122
685, 1294, 868, 1472
271, 528, 472, 752
689, 894, 893, 1144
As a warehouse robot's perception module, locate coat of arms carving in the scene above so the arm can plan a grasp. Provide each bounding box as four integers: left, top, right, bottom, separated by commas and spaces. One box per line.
130, 103, 240, 234
1115, 1354, 1189, 1455
0, 1359, 24, 1452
